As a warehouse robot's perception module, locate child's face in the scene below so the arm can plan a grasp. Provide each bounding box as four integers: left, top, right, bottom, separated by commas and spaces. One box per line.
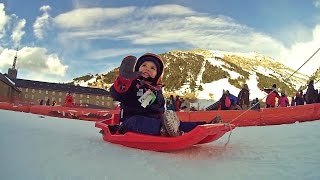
138, 61, 157, 79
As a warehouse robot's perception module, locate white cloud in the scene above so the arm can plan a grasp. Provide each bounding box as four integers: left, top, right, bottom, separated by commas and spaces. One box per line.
11, 19, 26, 47
280, 25, 320, 75
33, 5, 51, 39
145, 4, 196, 16
53, 5, 286, 62
0, 3, 10, 38
46, 54, 68, 75
0, 47, 68, 76
314, 0, 320, 7
54, 6, 136, 29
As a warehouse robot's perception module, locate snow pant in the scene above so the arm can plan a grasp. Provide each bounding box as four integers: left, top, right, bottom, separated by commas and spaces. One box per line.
123, 115, 207, 136
122, 115, 162, 136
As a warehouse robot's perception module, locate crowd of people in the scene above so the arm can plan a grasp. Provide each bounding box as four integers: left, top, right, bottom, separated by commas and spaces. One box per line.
39, 91, 74, 107
263, 81, 320, 108
39, 98, 56, 106
165, 80, 320, 112
165, 95, 190, 112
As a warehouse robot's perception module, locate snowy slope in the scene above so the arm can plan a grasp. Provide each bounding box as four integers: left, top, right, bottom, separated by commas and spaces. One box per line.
1, 109, 320, 180
71, 49, 318, 102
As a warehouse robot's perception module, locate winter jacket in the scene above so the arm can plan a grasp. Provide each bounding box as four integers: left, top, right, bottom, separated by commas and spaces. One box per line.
305, 84, 318, 104
264, 88, 280, 107
65, 95, 74, 107
238, 88, 250, 106
110, 79, 165, 121
278, 96, 289, 107
228, 93, 238, 105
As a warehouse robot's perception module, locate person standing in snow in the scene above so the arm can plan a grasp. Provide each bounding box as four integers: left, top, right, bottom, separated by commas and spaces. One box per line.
305, 80, 318, 104
264, 84, 280, 108
238, 84, 250, 110
46, 99, 50, 106
278, 92, 289, 107
219, 90, 231, 110
175, 95, 182, 112
294, 92, 304, 106
166, 95, 176, 111
65, 91, 74, 107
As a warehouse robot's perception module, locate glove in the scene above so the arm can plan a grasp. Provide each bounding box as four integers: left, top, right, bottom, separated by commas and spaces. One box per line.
113, 56, 141, 93
119, 56, 141, 79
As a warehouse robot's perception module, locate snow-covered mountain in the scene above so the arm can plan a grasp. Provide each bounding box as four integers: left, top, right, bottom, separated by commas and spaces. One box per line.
70, 49, 319, 101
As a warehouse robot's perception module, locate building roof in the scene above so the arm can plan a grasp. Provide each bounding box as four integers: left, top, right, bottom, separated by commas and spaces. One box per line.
11, 78, 109, 96
0, 73, 21, 92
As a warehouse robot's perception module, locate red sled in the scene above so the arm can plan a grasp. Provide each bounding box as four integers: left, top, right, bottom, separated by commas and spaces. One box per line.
95, 115, 235, 152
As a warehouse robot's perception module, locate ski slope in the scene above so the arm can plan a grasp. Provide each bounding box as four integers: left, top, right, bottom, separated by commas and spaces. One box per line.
0, 109, 319, 180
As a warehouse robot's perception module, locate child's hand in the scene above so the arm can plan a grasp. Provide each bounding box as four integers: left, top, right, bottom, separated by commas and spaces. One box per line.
119, 56, 141, 79
113, 56, 141, 93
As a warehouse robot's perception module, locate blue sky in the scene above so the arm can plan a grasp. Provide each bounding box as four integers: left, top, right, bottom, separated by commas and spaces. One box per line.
0, 0, 320, 83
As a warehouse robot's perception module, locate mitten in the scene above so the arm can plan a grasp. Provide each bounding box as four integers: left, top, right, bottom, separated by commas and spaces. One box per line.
114, 56, 141, 93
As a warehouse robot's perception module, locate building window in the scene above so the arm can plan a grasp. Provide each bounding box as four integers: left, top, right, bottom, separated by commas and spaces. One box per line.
86, 100, 89, 103
32, 89, 35, 93
96, 101, 99, 105
80, 100, 82, 104
25, 94, 28, 98
59, 98, 61, 103
46, 90, 48, 94
25, 88, 28, 92
59, 92, 62, 96
80, 94, 83, 98
87, 95, 90, 98
96, 96, 99, 99
107, 102, 111, 106
73, 94, 76, 97
52, 91, 55, 95
39, 89, 42, 94
102, 96, 104, 100
31, 95, 34, 99
101, 102, 104, 106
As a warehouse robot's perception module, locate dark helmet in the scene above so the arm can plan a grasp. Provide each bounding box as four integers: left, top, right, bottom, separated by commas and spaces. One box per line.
134, 53, 164, 85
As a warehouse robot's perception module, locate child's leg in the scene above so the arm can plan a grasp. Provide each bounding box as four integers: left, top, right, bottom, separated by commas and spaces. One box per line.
123, 115, 162, 135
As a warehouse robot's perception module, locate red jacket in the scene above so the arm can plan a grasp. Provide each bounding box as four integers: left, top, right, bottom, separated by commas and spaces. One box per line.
65, 95, 74, 107
264, 89, 280, 107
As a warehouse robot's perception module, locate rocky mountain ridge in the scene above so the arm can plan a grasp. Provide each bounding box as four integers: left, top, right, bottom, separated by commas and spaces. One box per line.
70, 49, 319, 100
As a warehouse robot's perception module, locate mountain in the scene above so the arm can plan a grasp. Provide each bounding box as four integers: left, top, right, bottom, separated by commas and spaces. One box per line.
70, 49, 319, 101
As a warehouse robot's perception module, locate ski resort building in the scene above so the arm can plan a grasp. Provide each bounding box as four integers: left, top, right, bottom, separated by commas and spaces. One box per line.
0, 51, 113, 109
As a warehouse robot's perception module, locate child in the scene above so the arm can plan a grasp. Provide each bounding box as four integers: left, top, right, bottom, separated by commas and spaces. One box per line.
109, 53, 222, 137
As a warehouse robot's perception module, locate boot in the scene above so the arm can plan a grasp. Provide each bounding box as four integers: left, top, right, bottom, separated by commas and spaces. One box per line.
108, 125, 120, 135
163, 110, 183, 137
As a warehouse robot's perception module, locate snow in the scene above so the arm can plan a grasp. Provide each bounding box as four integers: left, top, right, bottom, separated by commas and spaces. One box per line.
1, 109, 320, 180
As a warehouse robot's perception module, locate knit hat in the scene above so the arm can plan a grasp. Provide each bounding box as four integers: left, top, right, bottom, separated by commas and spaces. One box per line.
134, 53, 164, 85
